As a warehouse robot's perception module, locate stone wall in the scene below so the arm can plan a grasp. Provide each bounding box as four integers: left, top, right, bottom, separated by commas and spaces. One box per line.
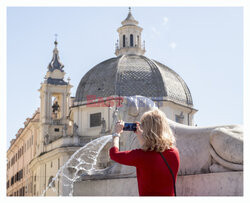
176, 171, 243, 196
73, 171, 243, 196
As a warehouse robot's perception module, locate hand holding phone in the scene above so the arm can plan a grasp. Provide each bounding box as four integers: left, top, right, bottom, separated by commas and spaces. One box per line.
115, 120, 124, 134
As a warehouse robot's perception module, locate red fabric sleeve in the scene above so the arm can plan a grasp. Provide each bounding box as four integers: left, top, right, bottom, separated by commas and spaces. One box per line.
109, 146, 142, 167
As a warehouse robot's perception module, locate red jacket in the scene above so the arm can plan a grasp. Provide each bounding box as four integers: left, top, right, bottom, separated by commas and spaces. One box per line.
109, 146, 180, 196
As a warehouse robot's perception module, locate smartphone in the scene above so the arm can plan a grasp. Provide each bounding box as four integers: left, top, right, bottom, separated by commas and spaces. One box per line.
123, 123, 137, 132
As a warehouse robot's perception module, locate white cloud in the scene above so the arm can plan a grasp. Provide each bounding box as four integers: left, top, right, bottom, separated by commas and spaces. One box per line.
169, 42, 177, 49
151, 27, 160, 36
163, 17, 169, 25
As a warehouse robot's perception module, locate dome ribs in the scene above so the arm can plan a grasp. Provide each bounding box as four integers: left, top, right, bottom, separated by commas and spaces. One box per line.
74, 54, 193, 108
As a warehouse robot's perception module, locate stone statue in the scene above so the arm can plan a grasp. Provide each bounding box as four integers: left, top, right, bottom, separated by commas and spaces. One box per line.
44, 134, 49, 145
100, 118, 106, 134
107, 95, 243, 177
52, 101, 60, 118
73, 123, 79, 136
63, 124, 67, 137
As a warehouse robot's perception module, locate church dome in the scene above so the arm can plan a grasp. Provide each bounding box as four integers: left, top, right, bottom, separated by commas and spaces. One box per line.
75, 54, 193, 107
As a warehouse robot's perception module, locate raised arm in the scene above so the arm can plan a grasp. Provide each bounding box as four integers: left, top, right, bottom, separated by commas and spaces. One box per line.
109, 146, 141, 166
111, 120, 124, 150
110, 120, 142, 166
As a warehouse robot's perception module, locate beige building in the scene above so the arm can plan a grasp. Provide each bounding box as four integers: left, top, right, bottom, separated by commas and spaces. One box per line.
7, 8, 197, 196
7, 110, 39, 196
7, 39, 76, 196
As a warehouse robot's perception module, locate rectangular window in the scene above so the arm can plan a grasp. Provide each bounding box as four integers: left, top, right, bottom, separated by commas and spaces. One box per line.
123, 35, 126, 47
23, 186, 25, 196
34, 185, 36, 196
175, 114, 184, 124
11, 176, 14, 185
20, 169, 23, 180
17, 172, 19, 181
90, 112, 101, 127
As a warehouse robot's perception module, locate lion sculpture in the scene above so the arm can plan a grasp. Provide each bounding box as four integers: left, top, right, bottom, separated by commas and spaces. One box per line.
107, 95, 243, 177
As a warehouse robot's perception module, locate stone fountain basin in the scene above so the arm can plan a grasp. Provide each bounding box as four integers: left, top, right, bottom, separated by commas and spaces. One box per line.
73, 171, 243, 196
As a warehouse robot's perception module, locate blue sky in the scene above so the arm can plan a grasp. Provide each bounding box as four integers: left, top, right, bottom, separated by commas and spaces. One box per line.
7, 7, 243, 148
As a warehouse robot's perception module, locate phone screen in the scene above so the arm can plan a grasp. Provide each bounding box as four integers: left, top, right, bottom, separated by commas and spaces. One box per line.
123, 123, 137, 132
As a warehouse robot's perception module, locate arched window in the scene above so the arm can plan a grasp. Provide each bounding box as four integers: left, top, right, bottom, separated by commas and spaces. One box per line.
48, 176, 55, 187
137, 35, 139, 46
130, 34, 134, 47
123, 35, 126, 47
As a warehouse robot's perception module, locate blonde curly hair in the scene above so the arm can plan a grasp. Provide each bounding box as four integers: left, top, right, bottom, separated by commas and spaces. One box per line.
140, 108, 176, 152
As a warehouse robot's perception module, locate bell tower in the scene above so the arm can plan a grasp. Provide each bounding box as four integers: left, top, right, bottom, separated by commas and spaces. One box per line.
115, 7, 146, 56
39, 40, 72, 147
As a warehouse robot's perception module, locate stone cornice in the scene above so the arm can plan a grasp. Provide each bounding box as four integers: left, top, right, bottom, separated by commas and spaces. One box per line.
29, 146, 80, 170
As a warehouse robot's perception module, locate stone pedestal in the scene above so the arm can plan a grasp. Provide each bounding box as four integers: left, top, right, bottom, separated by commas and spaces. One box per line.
73, 172, 243, 196
176, 171, 243, 196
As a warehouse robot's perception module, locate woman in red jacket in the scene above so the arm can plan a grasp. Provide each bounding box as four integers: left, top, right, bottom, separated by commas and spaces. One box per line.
109, 108, 180, 196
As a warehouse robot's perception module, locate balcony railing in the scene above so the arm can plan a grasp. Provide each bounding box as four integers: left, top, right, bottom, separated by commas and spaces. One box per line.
115, 40, 145, 52
51, 119, 62, 125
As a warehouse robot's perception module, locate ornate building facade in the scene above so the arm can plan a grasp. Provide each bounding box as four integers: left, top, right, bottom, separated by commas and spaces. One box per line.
7, 8, 197, 196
